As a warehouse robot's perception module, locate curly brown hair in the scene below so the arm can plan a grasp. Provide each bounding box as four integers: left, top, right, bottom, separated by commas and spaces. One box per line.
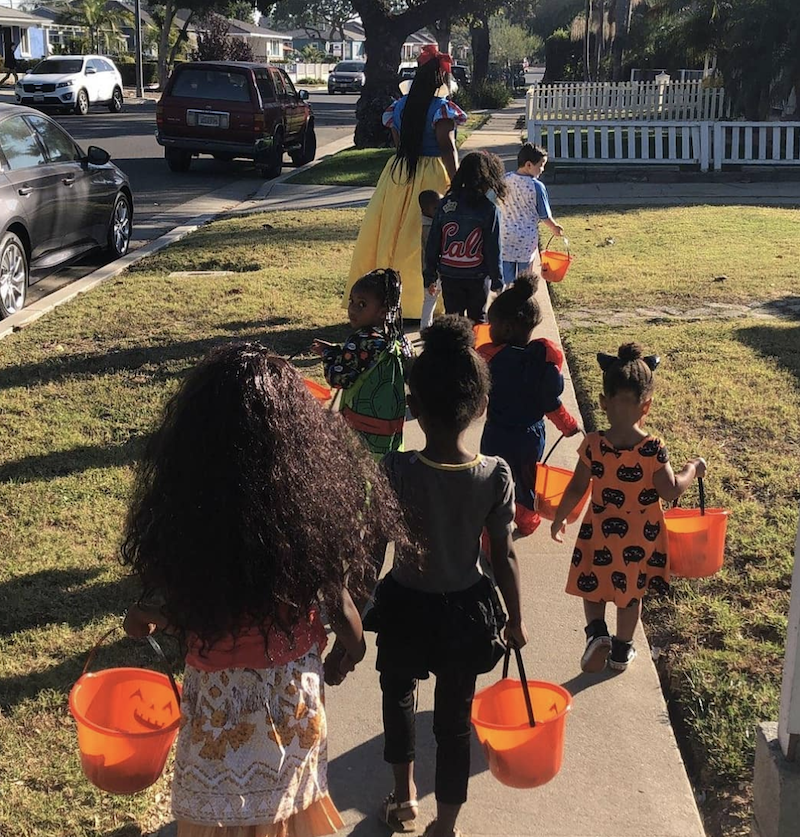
120, 342, 409, 649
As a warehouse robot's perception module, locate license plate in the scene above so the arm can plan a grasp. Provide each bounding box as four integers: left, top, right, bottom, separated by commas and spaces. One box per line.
198, 113, 220, 127
34, 95, 44, 102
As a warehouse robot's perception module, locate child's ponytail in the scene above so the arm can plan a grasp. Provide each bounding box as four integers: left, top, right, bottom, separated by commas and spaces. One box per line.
598, 342, 660, 401
486, 270, 542, 331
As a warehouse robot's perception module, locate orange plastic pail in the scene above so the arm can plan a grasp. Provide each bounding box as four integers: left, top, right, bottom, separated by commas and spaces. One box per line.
70, 666, 181, 794
304, 378, 332, 402
534, 463, 588, 524
540, 236, 572, 283
471, 649, 572, 789
473, 322, 492, 349
664, 508, 728, 578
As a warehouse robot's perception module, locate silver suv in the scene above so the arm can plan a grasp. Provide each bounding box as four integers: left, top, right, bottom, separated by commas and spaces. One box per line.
328, 61, 365, 95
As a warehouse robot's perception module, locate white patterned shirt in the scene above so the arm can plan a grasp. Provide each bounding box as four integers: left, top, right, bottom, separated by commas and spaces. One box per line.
499, 172, 553, 262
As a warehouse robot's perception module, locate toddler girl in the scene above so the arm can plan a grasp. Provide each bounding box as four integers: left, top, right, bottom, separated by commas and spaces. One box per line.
312, 268, 413, 458
423, 152, 507, 324
479, 272, 580, 536
551, 343, 706, 673
365, 315, 527, 837
122, 342, 410, 837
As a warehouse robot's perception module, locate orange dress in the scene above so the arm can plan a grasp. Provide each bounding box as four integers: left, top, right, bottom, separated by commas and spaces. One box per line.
565, 432, 670, 607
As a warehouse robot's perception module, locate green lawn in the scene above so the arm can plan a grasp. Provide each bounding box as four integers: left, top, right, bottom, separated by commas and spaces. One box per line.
0, 204, 798, 836
289, 112, 491, 187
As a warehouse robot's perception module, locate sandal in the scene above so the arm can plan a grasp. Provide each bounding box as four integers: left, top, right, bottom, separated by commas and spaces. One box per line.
380, 792, 419, 833
422, 822, 464, 837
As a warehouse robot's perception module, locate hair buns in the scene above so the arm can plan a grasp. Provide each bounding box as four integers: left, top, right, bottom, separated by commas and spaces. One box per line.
617, 342, 644, 362
510, 271, 539, 300
421, 314, 475, 353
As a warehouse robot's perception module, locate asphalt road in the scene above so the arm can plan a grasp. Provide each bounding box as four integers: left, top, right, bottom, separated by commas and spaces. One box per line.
0, 87, 358, 305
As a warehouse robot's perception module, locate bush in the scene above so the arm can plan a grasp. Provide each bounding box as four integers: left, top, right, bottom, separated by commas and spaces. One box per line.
296, 76, 323, 85
118, 61, 159, 87
461, 80, 513, 110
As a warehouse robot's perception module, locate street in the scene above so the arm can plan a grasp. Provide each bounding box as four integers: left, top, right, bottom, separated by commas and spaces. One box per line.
0, 87, 358, 304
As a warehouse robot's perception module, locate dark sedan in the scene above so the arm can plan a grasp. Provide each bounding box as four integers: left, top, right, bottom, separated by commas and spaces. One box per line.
0, 104, 133, 318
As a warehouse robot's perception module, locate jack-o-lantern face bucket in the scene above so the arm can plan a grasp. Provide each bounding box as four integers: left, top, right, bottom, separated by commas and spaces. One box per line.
70, 631, 182, 795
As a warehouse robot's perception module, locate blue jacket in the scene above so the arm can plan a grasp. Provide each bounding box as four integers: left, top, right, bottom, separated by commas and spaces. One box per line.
423, 193, 503, 285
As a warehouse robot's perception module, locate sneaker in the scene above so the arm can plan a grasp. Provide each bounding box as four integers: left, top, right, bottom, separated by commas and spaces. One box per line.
608, 637, 637, 672
580, 634, 612, 672
514, 504, 541, 537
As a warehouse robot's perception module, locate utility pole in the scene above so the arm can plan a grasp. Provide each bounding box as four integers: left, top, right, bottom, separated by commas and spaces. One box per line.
134, 0, 144, 98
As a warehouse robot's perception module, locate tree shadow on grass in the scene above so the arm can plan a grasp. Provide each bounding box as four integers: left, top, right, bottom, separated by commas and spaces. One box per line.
0, 322, 350, 396
734, 321, 800, 386
0, 568, 136, 637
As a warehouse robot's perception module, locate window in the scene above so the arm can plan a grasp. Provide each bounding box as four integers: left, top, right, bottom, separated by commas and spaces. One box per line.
254, 69, 274, 102
32, 58, 82, 74
271, 69, 286, 97
280, 71, 297, 97
25, 115, 80, 163
0, 116, 46, 170
171, 69, 252, 102
98, 59, 115, 73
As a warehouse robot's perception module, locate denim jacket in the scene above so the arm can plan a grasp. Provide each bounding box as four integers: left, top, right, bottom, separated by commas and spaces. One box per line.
423, 193, 503, 286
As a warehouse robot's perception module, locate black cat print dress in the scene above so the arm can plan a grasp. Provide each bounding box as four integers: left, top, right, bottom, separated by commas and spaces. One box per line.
565, 431, 670, 606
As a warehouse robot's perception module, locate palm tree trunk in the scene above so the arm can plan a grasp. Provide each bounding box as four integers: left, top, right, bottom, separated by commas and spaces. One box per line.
584, 0, 592, 81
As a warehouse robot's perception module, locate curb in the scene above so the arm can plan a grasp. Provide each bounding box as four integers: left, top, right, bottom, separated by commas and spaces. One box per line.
0, 134, 353, 342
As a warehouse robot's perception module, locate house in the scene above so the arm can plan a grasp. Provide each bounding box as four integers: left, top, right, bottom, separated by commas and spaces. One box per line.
173, 10, 292, 62
0, 4, 71, 62
401, 28, 437, 62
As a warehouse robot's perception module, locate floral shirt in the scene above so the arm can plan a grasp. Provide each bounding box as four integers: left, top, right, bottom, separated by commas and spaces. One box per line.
500, 171, 553, 262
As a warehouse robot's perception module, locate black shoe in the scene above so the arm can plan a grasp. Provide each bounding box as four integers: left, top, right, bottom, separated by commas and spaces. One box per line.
580, 619, 611, 672
608, 637, 637, 672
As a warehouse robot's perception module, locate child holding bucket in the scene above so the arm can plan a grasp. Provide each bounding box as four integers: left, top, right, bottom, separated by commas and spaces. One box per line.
551, 343, 706, 673
357, 316, 527, 837
478, 272, 580, 536
312, 267, 413, 458
499, 143, 564, 287
121, 342, 411, 837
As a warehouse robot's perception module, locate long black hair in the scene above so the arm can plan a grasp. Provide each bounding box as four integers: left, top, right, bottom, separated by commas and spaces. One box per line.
447, 151, 508, 205
392, 57, 450, 183
120, 342, 410, 649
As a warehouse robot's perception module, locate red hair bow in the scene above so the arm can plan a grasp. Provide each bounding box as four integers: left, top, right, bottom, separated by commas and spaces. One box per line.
417, 44, 452, 75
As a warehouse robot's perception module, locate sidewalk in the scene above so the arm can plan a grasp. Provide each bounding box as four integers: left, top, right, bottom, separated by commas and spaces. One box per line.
322, 107, 708, 837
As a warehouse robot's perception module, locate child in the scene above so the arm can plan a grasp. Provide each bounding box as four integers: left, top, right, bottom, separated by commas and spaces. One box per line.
121, 342, 410, 837
551, 343, 706, 673
478, 272, 580, 536
419, 189, 442, 330
366, 316, 527, 837
500, 144, 564, 287
423, 151, 507, 324
312, 268, 413, 458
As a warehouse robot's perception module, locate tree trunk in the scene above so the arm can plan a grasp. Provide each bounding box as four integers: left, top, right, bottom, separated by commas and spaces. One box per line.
353, 7, 404, 148
611, 0, 631, 81
432, 14, 451, 54
470, 14, 490, 86
593, 0, 603, 81
157, 0, 179, 90
168, 15, 193, 71
583, 0, 592, 81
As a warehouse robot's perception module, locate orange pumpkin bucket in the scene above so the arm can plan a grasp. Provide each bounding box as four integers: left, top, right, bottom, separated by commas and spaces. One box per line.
540, 236, 572, 283
69, 631, 182, 795
472, 646, 572, 789
664, 479, 728, 578
304, 378, 332, 402
473, 322, 492, 349
534, 435, 590, 524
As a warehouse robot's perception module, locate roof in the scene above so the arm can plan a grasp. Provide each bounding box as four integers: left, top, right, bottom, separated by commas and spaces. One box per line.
227, 17, 291, 39
0, 4, 51, 25
107, 0, 156, 27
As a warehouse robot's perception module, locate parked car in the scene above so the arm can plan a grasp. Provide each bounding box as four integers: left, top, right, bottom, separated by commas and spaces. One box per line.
156, 61, 316, 179
0, 104, 132, 318
397, 62, 470, 89
327, 61, 366, 94
15, 55, 124, 115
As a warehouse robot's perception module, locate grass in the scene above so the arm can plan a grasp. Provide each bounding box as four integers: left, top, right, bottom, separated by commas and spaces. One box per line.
1, 203, 798, 836
289, 112, 491, 187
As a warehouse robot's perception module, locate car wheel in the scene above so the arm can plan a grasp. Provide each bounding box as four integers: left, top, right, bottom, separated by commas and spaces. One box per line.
328, 88, 335, 95
166, 148, 192, 172
0, 231, 28, 318
290, 121, 317, 167
260, 131, 283, 179
74, 88, 89, 115
106, 192, 132, 259
108, 86, 123, 113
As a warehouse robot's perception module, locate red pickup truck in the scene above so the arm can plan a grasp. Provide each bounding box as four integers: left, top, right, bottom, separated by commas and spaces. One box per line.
156, 60, 316, 179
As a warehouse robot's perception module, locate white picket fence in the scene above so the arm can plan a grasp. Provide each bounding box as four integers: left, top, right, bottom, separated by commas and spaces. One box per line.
284, 62, 337, 83
527, 81, 729, 122
713, 122, 800, 169
529, 120, 800, 172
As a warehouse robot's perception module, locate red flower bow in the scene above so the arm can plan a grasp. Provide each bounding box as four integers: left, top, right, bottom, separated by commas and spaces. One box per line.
417, 44, 453, 74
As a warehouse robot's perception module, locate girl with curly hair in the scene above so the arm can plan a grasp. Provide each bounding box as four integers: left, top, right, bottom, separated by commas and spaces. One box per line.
346, 45, 467, 319
121, 342, 410, 837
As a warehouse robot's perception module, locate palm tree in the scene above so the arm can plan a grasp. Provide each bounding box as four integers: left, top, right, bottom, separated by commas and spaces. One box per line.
57, 0, 131, 54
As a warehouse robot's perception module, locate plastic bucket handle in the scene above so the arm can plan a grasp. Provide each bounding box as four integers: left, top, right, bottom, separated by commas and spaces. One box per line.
671, 477, 706, 516
502, 645, 536, 728
84, 626, 181, 710
543, 235, 570, 257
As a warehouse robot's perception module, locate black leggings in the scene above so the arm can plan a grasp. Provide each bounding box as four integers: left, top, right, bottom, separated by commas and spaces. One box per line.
381, 668, 477, 805
440, 276, 490, 324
